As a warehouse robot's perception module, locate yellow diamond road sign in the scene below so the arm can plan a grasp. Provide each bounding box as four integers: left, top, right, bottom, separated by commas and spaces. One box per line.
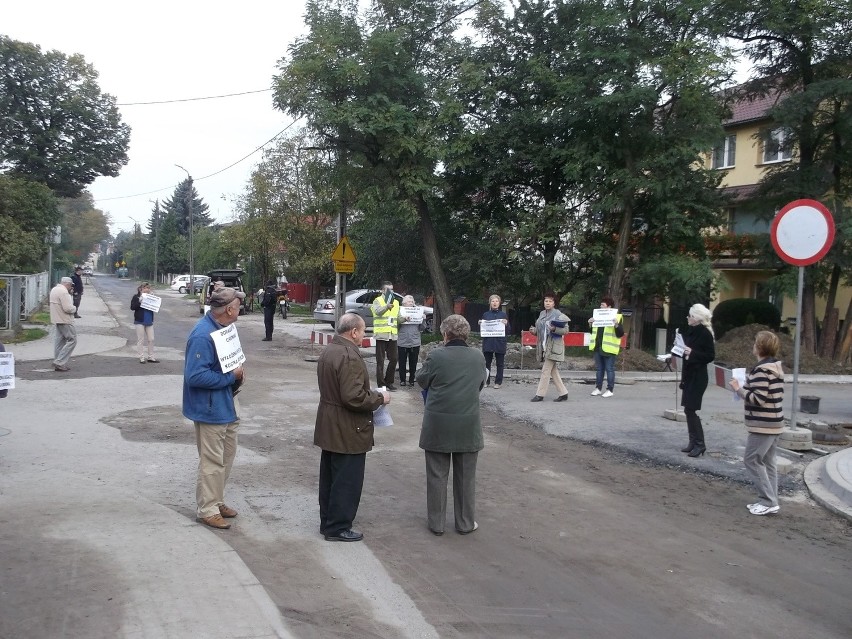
331, 236, 356, 262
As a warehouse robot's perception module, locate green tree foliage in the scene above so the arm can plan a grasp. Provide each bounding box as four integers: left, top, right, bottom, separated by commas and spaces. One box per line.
58, 192, 111, 265
161, 178, 213, 237
0, 175, 59, 272
712, 297, 781, 340
0, 35, 130, 198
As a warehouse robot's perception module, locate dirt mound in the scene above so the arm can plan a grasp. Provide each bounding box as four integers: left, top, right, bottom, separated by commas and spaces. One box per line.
715, 324, 852, 375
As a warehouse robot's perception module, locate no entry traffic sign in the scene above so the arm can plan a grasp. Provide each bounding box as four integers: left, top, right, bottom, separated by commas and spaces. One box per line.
770, 199, 835, 266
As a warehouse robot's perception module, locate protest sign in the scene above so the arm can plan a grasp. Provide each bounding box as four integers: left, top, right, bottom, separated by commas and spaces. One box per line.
0, 351, 15, 390
399, 306, 425, 324
140, 293, 162, 313
210, 323, 246, 373
592, 307, 618, 328
480, 319, 506, 337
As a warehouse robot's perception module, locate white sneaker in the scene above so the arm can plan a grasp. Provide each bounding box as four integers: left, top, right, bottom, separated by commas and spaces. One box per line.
493, 384, 501, 389
590, 388, 602, 396
602, 389, 613, 398
749, 504, 780, 516
140, 357, 146, 364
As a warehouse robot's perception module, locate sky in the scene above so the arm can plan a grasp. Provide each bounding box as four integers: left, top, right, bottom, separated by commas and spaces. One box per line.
4, 1, 311, 235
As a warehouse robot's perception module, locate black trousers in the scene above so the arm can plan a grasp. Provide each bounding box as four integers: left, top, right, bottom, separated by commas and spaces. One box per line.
398, 345, 420, 383
375, 339, 398, 387
685, 409, 705, 447
263, 306, 275, 339
319, 450, 366, 536
484, 351, 505, 384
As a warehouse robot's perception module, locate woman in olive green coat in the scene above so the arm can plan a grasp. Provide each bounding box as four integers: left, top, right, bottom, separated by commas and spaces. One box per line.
416, 314, 487, 536
529, 292, 571, 402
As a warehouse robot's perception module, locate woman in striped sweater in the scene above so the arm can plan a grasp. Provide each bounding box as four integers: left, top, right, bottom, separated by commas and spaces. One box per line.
729, 331, 785, 516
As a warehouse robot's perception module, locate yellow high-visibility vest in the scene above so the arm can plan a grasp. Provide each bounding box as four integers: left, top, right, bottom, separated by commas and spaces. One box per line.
589, 313, 623, 356
371, 295, 400, 337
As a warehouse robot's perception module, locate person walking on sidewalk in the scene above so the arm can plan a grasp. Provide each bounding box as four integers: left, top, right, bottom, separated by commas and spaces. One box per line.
183, 287, 246, 530
314, 313, 390, 542
729, 330, 785, 516
70, 266, 84, 318
371, 281, 400, 390
588, 296, 624, 398
261, 279, 277, 341
130, 282, 159, 363
678, 303, 715, 458
397, 295, 424, 387
479, 294, 509, 389
49, 277, 77, 372
529, 292, 570, 402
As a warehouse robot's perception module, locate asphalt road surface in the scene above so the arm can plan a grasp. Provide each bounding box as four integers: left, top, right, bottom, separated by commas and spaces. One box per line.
7, 277, 852, 638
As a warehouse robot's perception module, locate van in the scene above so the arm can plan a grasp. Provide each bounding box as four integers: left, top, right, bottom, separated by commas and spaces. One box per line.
199, 269, 246, 315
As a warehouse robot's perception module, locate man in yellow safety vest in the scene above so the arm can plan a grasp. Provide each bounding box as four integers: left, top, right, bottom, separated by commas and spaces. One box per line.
588, 296, 624, 398
371, 281, 400, 390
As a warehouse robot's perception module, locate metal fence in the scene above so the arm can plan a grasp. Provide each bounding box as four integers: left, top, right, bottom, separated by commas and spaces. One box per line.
0, 272, 50, 332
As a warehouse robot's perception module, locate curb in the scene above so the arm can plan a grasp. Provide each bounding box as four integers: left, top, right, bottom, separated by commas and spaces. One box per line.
803, 451, 852, 523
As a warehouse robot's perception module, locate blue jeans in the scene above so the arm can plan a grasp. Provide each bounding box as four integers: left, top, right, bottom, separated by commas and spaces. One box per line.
594, 350, 615, 391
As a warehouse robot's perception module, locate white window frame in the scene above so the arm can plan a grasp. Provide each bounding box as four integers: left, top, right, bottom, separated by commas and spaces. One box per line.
763, 127, 792, 163
712, 134, 736, 169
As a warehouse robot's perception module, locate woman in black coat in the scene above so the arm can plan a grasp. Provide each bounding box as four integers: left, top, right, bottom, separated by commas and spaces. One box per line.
679, 303, 715, 457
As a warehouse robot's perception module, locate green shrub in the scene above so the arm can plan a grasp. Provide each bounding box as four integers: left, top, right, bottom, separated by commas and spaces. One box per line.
712, 298, 780, 340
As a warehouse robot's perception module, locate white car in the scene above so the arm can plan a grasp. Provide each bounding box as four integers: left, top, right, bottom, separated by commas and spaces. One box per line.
313, 289, 433, 331
170, 274, 208, 294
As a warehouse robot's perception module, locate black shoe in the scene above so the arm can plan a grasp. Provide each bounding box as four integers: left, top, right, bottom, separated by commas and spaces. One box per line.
429, 528, 444, 536
530, 395, 544, 402
261, 337, 272, 341
74, 314, 81, 318
554, 394, 568, 402
386, 384, 397, 392
680, 443, 695, 453
324, 529, 363, 542
688, 444, 706, 458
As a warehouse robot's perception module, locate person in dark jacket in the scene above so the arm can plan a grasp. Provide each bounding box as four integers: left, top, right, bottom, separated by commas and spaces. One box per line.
729, 330, 785, 516
314, 313, 390, 542
261, 279, 277, 341
416, 314, 487, 536
479, 294, 509, 389
397, 295, 424, 386
678, 303, 715, 457
130, 282, 159, 363
70, 266, 84, 318
183, 287, 246, 530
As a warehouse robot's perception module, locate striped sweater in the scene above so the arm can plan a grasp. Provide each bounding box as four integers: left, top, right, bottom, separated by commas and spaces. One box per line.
736, 358, 785, 434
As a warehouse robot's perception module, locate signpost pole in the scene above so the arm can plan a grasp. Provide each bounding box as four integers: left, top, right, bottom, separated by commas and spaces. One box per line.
789, 266, 804, 430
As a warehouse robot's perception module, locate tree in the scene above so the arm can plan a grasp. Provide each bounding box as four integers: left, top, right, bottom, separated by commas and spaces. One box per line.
0, 175, 60, 272
58, 192, 111, 265
161, 178, 213, 237
0, 36, 130, 197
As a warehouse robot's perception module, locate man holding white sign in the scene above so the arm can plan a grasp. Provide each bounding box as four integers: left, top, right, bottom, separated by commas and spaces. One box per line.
183, 287, 246, 530
588, 296, 624, 398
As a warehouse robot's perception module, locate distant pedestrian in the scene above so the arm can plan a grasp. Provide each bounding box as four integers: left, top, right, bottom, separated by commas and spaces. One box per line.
314, 313, 390, 542
397, 295, 424, 387
371, 281, 400, 390
416, 314, 487, 536
588, 296, 624, 398
130, 282, 159, 363
261, 279, 277, 341
479, 294, 509, 389
70, 266, 84, 318
183, 286, 246, 530
678, 303, 715, 457
49, 277, 77, 372
729, 331, 785, 516
529, 292, 570, 402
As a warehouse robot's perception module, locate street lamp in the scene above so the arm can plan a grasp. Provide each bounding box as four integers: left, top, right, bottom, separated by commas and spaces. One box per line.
175, 164, 194, 285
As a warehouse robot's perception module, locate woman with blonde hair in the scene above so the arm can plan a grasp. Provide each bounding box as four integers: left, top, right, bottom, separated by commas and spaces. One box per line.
479, 294, 509, 388
397, 295, 424, 386
679, 303, 715, 456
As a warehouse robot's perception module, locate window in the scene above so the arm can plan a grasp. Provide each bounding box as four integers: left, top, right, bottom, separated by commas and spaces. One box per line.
712, 134, 736, 169
763, 127, 792, 163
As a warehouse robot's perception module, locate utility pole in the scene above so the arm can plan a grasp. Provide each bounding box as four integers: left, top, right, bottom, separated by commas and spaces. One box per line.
149, 199, 160, 285
175, 165, 194, 284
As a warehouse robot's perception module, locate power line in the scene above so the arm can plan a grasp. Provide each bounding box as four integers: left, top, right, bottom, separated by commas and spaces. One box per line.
94, 119, 301, 202
117, 88, 272, 106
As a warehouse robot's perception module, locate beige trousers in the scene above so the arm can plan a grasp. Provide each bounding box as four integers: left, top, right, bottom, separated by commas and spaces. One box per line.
194, 421, 239, 518
536, 358, 567, 397
135, 324, 155, 359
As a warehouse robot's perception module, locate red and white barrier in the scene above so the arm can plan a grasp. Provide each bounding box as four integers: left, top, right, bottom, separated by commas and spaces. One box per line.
310, 331, 375, 348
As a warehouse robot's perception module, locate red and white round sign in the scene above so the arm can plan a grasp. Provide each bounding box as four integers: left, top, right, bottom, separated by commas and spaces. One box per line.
770, 199, 835, 266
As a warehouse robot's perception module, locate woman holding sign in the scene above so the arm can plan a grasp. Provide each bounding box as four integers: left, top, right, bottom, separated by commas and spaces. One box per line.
130, 282, 159, 363
479, 294, 509, 389
679, 303, 715, 457
397, 295, 424, 386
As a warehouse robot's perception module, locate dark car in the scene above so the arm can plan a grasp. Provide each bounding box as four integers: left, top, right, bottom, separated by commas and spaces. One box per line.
199, 269, 246, 315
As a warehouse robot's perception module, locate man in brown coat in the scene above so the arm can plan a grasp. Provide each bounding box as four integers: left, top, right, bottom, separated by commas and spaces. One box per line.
314, 313, 390, 542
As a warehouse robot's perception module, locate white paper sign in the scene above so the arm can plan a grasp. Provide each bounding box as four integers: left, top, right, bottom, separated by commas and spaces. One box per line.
140, 293, 161, 313
399, 306, 425, 324
0, 351, 15, 390
670, 331, 685, 357
592, 307, 618, 328
732, 367, 746, 401
210, 323, 246, 373
373, 386, 393, 427
480, 319, 506, 337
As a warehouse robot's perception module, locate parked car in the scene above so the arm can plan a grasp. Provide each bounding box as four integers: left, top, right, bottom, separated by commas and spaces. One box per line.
82, 266, 94, 277
170, 274, 209, 294
198, 269, 246, 315
313, 289, 433, 331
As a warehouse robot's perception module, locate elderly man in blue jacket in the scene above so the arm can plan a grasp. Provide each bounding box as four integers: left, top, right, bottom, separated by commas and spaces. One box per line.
183, 286, 246, 530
